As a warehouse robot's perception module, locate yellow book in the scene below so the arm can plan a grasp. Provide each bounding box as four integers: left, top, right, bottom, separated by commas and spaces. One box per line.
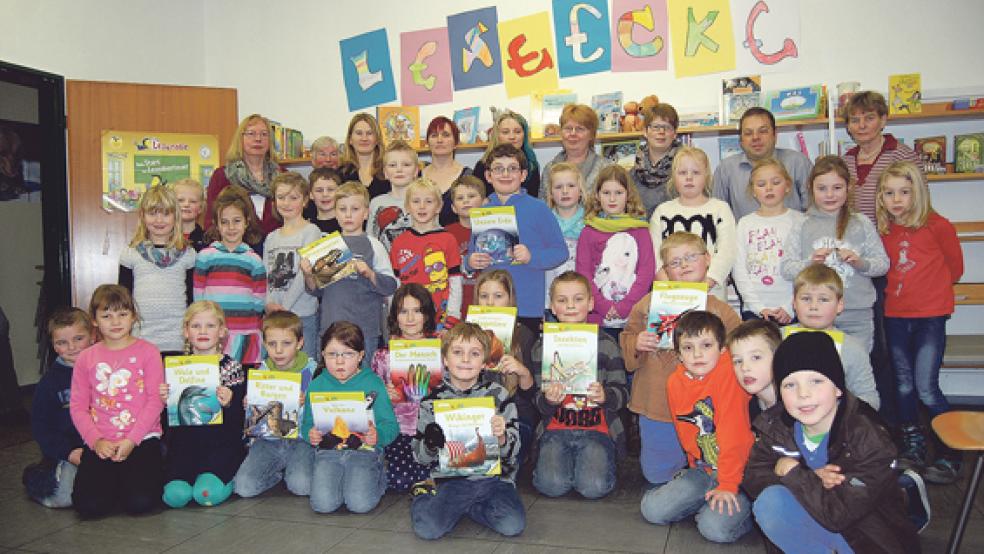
888, 73, 921, 115
433, 396, 500, 477
245, 370, 302, 439
164, 354, 223, 426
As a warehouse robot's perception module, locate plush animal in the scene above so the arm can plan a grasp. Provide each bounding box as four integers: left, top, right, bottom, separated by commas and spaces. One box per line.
621, 95, 661, 132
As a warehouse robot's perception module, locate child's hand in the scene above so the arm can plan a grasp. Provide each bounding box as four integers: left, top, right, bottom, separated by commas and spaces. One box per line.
837, 248, 861, 267
586, 382, 606, 405
512, 244, 531, 264
635, 331, 661, 353
760, 307, 792, 325
68, 448, 83, 466
216, 386, 232, 407
774, 456, 799, 477
468, 252, 493, 271
353, 259, 374, 279
308, 427, 323, 447
159, 383, 170, 404
385, 381, 401, 402
298, 394, 305, 407
112, 439, 136, 462
544, 382, 566, 405
364, 421, 378, 447
243, 395, 248, 409
811, 247, 833, 263
499, 355, 533, 389
705, 488, 741, 516
605, 306, 619, 320
814, 464, 845, 489
299, 258, 313, 275
266, 302, 286, 314
94, 439, 118, 460
491, 415, 506, 444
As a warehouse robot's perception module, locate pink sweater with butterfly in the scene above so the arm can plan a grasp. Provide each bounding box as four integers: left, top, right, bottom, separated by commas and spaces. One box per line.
69, 339, 165, 448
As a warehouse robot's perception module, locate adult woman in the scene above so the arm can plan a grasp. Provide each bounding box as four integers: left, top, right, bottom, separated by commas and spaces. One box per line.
205, 114, 282, 237
338, 113, 388, 199
309, 136, 340, 169
631, 103, 683, 218
421, 116, 472, 225
474, 110, 540, 198
540, 103, 611, 201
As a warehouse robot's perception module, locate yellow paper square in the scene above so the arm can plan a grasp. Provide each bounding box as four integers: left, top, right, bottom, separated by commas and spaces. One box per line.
498, 12, 559, 98
668, 0, 736, 77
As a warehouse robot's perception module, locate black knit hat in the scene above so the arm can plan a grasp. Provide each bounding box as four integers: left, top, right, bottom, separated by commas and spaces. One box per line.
773, 331, 845, 392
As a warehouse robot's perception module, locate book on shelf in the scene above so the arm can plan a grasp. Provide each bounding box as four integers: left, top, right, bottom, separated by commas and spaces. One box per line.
377, 105, 420, 148
469, 206, 520, 265
889, 73, 922, 115
954, 133, 984, 173
646, 281, 709, 349
296, 231, 356, 288
453, 106, 481, 144
388, 338, 443, 404
466, 306, 517, 371
721, 75, 761, 125
541, 322, 598, 396
309, 391, 375, 450
592, 92, 624, 133
914, 136, 948, 175
781, 326, 844, 354
678, 111, 720, 128
244, 369, 302, 439
718, 136, 741, 161
433, 396, 501, 478
601, 140, 638, 168
270, 122, 304, 161
762, 85, 826, 121
531, 89, 577, 138
164, 354, 223, 426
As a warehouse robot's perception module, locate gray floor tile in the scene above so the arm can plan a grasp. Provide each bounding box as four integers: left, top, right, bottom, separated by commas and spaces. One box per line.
235, 488, 398, 527
163, 517, 356, 553
663, 517, 764, 554
491, 543, 616, 553
0, 494, 77, 548
332, 528, 501, 553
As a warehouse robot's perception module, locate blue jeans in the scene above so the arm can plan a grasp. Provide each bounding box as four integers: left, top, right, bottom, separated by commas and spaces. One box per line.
639, 417, 687, 485
301, 314, 320, 363
234, 439, 313, 498
310, 448, 386, 513
886, 316, 950, 424
411, 478, 526, 539
754, 484, 854, 554
533, 430, 615, 499
640, 467, 752, 543
23, 459, 76, 508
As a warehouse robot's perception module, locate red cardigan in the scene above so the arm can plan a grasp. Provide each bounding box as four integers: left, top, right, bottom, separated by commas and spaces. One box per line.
882, 211, 964, 318
204, 166, 280, 235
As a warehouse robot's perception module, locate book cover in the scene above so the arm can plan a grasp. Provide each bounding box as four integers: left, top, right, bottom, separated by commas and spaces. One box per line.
889, 73, 922, 115
466, 306, 517, 370
469, 206, 520, 265
309, 391, 375, 449
914, 136, 947, 174
453, 106, 481, 144
377, 105, 421, 148
954, 133, 984, 173
388, 338, 443, 404
718, 136, 741, 161
541, 322, 598, 395
646, 281, 709, 349
296, 231, 356, 288
781, 326, 844, 354
678, 111, 720, 128
531, 90, 576, 138
763, 85, 825, 121
433, 396, 500, 478
244, 370, 302, 439
722, 75, 761, 125
601, 140, 638, 168
592, 92, 624, 134
164, 354, 223, 426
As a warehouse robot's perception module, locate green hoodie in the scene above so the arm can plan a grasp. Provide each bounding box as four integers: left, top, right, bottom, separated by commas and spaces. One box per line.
300, 367, 399, 451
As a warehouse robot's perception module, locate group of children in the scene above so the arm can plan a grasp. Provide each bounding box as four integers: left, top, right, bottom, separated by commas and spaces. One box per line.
23, 134, 957, 550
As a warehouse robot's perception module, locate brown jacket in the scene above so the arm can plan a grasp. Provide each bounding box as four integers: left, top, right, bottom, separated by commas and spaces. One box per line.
620, 294, 740, 421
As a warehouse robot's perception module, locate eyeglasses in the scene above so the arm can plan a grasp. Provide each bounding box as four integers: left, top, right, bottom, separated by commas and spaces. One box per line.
665, 252, 703, 269
561, 125, 588, 135
647, 124, 674, 133
324, 351, 359, 360
243, 131, 269, 139
491, 165, 522, 175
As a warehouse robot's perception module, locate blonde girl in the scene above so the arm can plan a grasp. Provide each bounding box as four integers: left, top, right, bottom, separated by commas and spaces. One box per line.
474, 110, 541, 197
733, 158, 806, 323
876, 161, 963, 481
780, 155, 889, 351
194, 186, 267, 364
119, 185, 196, 355
544, 162, 585, 307
577, 165, 655, 331
160, 301, 246, 509
649, 146, 737, 300
171, 178, 206, 251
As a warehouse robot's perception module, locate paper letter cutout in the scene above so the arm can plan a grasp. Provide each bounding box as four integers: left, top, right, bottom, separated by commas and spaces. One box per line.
566, 3, 603, 62
410, 42, 438, 90
448, 7, 503, 91
618, 5, 663, 57
685, 7, 719, 56
339, 29, 396, 111
668, 0, 735, 77
499, 12, 559, 98
400, 28, 453, 105
507, 35, 554, 77
351, 51, 383, 90
743, 1, 798, 64
610, 0, 667, 72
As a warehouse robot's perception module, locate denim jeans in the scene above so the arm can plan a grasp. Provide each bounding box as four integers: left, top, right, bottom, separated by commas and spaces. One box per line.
300, 314, 320, 363
639, 416, 687, 485
233, 439, 314, 498
753, 484, 854, 554
411, 478, 526, 540
640, 467, 752, 543
886, 316, 950, 424
310, 448, 386, 513
24, 459, 76, 508
533, 429, 615, 499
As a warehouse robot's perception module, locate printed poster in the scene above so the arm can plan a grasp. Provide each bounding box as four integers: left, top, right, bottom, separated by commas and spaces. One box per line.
610, 0, 669, 72
400, 27, 453, 106
448, 7, 503, 91
339, 28, 397, 111
668, 0, 736, 77
498, 11, 558, 98
552, 0, 612, 78
730, 0, 800, 74
101, 130, 219, 212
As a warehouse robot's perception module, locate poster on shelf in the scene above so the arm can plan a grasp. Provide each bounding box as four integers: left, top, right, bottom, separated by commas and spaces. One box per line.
668, 0, 736, 78
339, 28, 397, 111
100, 130, 219, 212
400, 27, 453, 106
610, 0, 669, 72
730, 0, 800, 73
448, 7, 503, 91
552, 0, 612, 78
498, 11, 559, 98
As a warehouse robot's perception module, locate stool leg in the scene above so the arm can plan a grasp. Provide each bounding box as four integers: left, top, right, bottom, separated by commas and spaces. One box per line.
947, 451, 983, 554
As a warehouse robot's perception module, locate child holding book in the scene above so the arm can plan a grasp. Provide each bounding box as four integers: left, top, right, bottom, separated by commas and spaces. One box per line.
233, 311, 317, 498
303, 182, 398, 365
649, 146, 737, 300
743, 332, 920, 553
263, 172, 322, 361
576, 164, 655, 334
70, 285, 165, 517
411, 322, 524, 539
159, 301, 246, 508
639, 311, 753, 543
733, 158, 806, 322
22, 308, 92, 508
621, 232, 742, 486
306, 167, 343, 235
876, 161, 964, 482
543, 162, 584, 308
194, 186, 267, 365
171, 178, 207, 251
444, 175, 486, 305
368, 140, 417, 251
780, 155, 889, 352
301, 321, 398, 513
531, 271, 628, 499
119, 185, 196, 355
390, 178, 463, 331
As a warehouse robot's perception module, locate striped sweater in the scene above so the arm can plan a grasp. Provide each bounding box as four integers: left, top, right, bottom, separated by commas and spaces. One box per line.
194, 241, 267, 364
844, 134, 922, 225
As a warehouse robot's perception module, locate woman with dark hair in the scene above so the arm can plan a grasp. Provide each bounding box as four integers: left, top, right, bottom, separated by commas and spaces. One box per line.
632, 103, 683, 217
421, 116, 472, 225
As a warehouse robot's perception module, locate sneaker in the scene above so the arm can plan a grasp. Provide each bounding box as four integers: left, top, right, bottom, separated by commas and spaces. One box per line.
898, 425, 927, 472
410, 479, 437, 497
924, 458, 960, 485
899, 469, 931, 533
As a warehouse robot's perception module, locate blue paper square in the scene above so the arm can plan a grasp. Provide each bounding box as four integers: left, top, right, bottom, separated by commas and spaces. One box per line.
339, 28, 397, 111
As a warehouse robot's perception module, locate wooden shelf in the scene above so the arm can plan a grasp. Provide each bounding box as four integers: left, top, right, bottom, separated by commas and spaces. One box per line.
928, 172, 984, 182
955, 283, 984, 305
955, 221, 984, 242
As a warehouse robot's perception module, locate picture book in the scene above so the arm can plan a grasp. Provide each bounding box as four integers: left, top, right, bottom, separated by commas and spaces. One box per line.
601, 140, 637, 168
781, 326, 844, 354
388, 338, 443, 404
453, 106, 481, 144
164, 354, 223, 426
433, 396, 500, 478
244, 370, 302, 439
469, 206, 520, 265
722, 75, 761, 125
531, 89, 576, 138
309, 391, 375, 450
678, 111, 720, 128
914, 136, 947, 174
718, 136, 741, 161
541, 322, 598, 396
466, 306, 517, 370
646, 281, 709, 349
377, 105, 421, 148
762, 85, 826, 121
889, 73, 922, 115
297, 231, 356, 288
954, 133, 984, 173
592, 92, 624, 134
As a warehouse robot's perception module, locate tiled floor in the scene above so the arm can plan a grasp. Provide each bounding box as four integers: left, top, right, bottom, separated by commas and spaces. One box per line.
1, 432, 982, 553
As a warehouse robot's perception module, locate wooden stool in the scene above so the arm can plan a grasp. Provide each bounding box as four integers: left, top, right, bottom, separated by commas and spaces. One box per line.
931, 411, 984, 554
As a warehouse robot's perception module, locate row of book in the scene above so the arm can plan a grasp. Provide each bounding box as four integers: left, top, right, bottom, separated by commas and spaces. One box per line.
270, 122, 304, 161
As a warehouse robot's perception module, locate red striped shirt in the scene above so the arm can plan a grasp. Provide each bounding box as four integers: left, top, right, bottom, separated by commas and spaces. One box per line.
844, 134, 923, 225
